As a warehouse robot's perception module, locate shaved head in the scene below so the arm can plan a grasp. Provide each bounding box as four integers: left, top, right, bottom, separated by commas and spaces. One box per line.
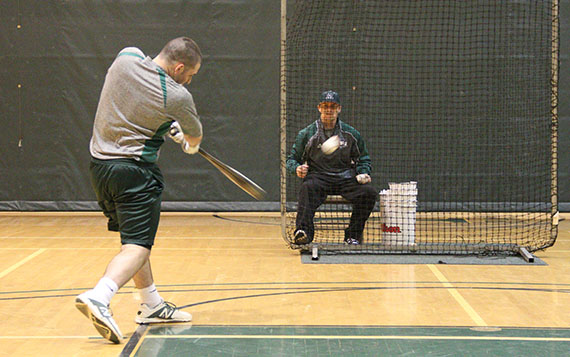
158, 37, 202, 67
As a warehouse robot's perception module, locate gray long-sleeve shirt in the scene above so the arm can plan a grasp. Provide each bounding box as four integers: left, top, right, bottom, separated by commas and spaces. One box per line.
90, 47, 202, 163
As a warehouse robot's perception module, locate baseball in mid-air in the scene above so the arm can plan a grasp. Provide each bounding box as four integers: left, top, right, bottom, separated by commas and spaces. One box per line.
321, 135, 340, 155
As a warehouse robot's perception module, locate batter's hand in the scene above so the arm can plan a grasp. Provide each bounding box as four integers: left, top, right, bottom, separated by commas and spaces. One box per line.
356, 174, 371, 184
296, 164, 309, 178
168, 121, 185, 144
182, 141, 200, 155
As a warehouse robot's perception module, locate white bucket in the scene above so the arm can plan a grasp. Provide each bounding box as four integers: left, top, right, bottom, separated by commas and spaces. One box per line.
388, 181, 418, 196
380, 182, 417, 245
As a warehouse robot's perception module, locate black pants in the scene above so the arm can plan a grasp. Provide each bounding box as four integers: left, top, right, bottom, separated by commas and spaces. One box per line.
296, 173, 377, 242
90, 157, 164, 248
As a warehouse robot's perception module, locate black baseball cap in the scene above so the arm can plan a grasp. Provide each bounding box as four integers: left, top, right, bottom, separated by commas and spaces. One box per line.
319, 90, 340, 105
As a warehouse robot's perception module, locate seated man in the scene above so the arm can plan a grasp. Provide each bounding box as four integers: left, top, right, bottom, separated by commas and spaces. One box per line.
286, 90, 377, 245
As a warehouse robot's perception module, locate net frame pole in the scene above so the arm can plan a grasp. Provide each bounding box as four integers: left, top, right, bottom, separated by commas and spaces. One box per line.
279, 0, 288, 242
550, 0, 560, 242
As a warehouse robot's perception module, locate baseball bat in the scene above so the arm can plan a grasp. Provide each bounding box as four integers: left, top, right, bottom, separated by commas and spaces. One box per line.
198, 148, 267, 200
169, 125, 266, 200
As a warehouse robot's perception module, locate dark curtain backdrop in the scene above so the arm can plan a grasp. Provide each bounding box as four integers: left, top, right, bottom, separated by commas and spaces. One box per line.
0, 0, 569, 211
0, 0, 280, 210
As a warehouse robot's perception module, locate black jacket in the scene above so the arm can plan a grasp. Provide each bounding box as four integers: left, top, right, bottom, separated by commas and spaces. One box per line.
286, 118, 372, 177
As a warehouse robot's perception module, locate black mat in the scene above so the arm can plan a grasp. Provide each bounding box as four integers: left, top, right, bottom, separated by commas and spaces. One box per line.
301, 253, 547, 265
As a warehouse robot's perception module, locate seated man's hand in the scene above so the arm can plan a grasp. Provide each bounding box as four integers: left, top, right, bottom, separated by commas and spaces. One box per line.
356, 174, 371, 184
296, 164, 309, 178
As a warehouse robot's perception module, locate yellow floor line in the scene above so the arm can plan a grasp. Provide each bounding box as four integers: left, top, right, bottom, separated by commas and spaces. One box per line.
0, 247, 285, 251
129, 327, 150, 357
143, 335, 570, 342
1, 334, 568, 342
0, 236, 278, 240
427, 264, 487, 327
0, 335, 99, 339
0, 249, 46, 279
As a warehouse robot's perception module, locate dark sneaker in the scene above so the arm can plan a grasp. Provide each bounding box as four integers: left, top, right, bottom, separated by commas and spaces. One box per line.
294, 229, 312, 244
135, 301, 192, 324
75, 293, 123, 344
344, 238, 360, 245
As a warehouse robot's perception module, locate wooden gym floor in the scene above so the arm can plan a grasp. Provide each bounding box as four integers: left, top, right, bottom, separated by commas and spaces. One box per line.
0, 212, 569, 356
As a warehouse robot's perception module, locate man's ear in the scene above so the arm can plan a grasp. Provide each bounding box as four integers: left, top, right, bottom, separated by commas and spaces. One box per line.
173, 62, 185, 75
337, 106, 342, 113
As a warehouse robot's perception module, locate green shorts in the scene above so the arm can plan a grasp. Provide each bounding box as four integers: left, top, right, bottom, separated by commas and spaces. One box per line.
89, 157, 164, 249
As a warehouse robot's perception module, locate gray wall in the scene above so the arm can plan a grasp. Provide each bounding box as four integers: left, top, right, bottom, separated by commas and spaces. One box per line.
0, 0, 568, 211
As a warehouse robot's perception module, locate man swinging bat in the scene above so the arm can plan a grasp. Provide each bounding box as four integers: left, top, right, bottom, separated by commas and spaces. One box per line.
76, 37, 201, 344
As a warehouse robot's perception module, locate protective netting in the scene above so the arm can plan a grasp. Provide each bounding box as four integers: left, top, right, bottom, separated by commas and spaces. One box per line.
280, 0, 559, 255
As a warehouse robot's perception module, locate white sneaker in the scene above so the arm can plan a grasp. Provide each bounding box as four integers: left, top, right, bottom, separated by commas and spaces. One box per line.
294, 229, 312, 245
135, 301, 192, 324
75, 293, 123, 344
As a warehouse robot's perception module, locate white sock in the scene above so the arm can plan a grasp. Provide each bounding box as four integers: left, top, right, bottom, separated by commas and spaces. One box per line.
86, 277, 118, 306
138, 283, 162, 308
